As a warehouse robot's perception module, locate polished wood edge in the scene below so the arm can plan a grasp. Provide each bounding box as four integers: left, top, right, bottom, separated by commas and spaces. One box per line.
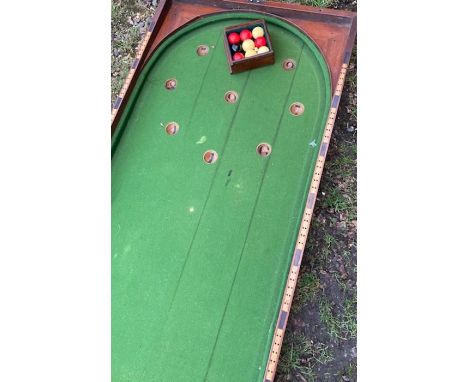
177, 0, 355, 22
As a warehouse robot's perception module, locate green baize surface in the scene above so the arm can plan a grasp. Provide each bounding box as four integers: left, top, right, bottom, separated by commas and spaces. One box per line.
112, 12, 331, 382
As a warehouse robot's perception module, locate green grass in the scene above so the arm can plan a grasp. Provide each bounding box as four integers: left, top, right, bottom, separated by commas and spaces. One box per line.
321, 184, 357, 222
333, 272, 349, 293
346, 68, 357, 94
313, 342, 335, 365
324, 232, 336, 248
292, 272, 321, 313
343, 361, 357, 380
346, 98, 357, 121
111, 0, 155, 102
321, 174, 356, 223
319, 232, 336, 262
327, 146, 356, 179
346, 47, 357, 93
323, 188, 350, 213
319, 295, 357, 342
278, 333, 334, 380
342, 250, 352, 263
277, 333, 311, 377
345, 47, 357, 121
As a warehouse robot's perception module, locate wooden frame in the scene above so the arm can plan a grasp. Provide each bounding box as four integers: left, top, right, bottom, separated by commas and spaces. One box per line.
111, 1, 356, 381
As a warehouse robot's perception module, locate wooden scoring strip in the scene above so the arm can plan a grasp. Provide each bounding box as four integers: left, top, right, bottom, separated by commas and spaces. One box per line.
263, 58, 350, 382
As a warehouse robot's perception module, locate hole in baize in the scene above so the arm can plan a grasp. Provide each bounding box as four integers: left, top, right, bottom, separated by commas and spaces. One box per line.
289, 102, 305, 116
283, 59, 296, 71
256, 143, 272, 157
203, 150, 218, 164
197, 45, 210, 56
224, 91, 238, 103
165, 78, 177, 90
165, 122, 179, 135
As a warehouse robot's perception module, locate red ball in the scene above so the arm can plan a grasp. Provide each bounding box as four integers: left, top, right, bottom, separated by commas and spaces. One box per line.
239, 29, 252, 41
255, 36, 267, 48
233, 52, 244, 61
228, 32, 241, 45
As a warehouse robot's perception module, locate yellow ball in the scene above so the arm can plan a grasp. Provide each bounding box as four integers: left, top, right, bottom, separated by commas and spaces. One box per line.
257, 46, 270, 54
252, 26, 264, 39
245, 49, 257, 58
242, 39, 255, 52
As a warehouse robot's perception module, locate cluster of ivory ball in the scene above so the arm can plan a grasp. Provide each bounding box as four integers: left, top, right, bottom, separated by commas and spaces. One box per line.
227, 26, 270, 61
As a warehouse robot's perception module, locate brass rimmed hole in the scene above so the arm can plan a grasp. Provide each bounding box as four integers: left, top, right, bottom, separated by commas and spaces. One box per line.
289, 102, 305, 116
283, 59, 296, 71
256, 143, 272, 157
224, 91, 238, 103
165, 122, 179, 135
203, 150, 218, 164
165, 78, 177, 90
197, 45, 209, 56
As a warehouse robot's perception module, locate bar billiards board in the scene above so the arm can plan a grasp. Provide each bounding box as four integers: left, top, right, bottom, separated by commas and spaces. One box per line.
112, 2, 356, 381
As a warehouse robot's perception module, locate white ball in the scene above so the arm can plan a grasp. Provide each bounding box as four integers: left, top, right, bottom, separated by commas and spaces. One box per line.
245, 49, 257, 58
242, 39, 255, 52
252, 26, 264, 39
